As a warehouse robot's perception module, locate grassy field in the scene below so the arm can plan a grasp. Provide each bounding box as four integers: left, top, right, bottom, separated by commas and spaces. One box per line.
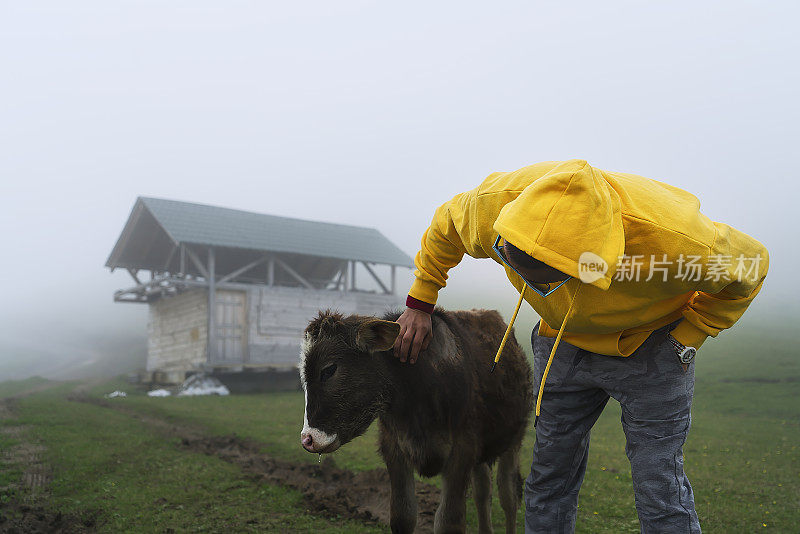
0, 381, 381, 533
1, 315, 798, 532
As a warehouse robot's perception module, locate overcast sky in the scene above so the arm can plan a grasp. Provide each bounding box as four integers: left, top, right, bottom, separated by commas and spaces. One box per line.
1, 1, 797, 378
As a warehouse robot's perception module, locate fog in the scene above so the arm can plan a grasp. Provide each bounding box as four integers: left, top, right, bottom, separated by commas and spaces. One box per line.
1, 1, 798, 380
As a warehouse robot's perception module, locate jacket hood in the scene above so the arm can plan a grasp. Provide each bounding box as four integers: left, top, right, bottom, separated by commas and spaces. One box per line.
492, 159, 624, 290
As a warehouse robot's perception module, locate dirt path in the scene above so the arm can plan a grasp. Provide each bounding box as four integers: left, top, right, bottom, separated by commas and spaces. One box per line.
70, 394, 443, 532
0, 397, 91, 533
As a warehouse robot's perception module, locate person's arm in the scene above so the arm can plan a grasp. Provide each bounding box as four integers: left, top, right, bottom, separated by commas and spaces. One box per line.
407, 191, 476, 306
394, 189, 479, 363
669, 223, 769, 349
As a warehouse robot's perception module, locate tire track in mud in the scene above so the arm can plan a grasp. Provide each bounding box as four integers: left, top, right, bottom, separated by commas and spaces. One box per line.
0, 397, 92, 533
70, 394, 442, 532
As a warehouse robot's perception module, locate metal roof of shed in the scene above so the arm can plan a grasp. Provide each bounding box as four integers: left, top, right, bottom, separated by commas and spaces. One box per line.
106, 196, 414, 269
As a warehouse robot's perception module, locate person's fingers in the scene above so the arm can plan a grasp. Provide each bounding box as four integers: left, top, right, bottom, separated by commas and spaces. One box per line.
392, 324, 401, 357
393, 323, 407, 358
410, 333, 425, 364
421, 334, 431, 352
411, 332, 430, 364
400, 329, 415, 362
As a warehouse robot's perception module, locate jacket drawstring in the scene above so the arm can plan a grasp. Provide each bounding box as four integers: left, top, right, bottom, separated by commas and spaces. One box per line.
492, 281, 582, 427
491, 286, 528, 374
534, 282, 581, 426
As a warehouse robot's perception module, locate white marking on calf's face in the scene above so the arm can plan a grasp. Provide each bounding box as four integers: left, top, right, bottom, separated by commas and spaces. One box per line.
301, 389, 338, 452
303, 389, 309, 428
299, 332, 338, 452
299, 332, 313, 389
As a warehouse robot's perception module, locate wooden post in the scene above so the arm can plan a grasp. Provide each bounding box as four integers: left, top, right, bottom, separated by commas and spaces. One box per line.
362, 261, 390, 294
126, 268, 142, 285
179, 244, 186, 276
207, 247, 216, 364
337, 261, 346, 292
163, 245, 177, 272
267, 256, 275, 286
275, 258, 314, 290
218, 255, 269, 284
185, 246, 209, 279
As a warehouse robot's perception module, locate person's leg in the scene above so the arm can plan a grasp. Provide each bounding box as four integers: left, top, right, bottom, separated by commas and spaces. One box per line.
608, 322, 701, 533
524, 323, 609, 534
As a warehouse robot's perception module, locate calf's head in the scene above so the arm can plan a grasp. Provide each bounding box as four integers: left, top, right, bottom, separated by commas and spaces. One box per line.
299, 311, 400, 454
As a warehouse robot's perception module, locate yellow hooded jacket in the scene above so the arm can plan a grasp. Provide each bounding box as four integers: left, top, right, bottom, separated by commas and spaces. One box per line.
409, 159, 769, 361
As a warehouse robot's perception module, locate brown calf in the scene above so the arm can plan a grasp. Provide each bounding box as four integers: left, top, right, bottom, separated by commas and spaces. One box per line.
299, 308, 533, 533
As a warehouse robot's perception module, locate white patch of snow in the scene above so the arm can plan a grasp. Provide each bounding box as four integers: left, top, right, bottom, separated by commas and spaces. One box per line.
177, 374, 230, 397
178, 385, 229, 397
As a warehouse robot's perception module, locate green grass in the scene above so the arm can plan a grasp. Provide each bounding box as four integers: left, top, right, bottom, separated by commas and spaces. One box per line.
0, 426, 23, 511
1, 316, 798, 532
1, 387, 381, 533
0, 376, 55, 399
89, 383, 796, 533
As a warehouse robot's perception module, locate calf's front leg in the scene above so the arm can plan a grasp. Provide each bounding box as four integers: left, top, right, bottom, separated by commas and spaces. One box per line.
385, 448, 417, 534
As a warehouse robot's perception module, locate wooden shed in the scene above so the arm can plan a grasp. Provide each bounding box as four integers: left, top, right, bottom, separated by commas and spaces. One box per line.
106, 197, 414, 385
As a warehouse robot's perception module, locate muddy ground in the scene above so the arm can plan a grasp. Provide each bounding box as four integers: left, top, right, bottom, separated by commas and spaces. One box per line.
71, 394, 443, 532
180, 434, 441, 530
0, 398, 92, 533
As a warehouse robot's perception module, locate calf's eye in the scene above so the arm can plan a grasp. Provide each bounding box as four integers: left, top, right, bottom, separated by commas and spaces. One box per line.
320, 363, 337, 382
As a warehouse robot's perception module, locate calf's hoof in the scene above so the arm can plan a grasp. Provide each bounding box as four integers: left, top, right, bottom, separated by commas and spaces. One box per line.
390, 516, 416, 534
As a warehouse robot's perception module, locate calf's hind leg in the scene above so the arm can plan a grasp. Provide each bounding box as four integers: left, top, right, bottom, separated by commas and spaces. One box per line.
435, 456, 472, 533
497, 445, 522, 533
471, 462, 494, 534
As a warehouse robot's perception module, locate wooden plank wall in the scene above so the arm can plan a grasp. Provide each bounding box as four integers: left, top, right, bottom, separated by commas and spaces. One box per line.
248, 286, 402, 366
147, 288, 208, 381
145, 285, 402, 380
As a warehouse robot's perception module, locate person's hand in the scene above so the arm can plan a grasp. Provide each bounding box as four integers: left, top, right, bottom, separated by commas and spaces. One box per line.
393, 308, 432, 364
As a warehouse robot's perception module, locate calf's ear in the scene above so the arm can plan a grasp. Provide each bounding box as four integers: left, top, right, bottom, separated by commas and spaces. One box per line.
356, 320, 401, 352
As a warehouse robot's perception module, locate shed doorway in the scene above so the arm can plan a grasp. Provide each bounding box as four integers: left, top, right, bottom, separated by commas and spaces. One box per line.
214, 290, 248, 364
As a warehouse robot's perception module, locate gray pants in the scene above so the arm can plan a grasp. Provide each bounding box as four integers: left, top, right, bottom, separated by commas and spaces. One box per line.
524, 320, 701, 533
